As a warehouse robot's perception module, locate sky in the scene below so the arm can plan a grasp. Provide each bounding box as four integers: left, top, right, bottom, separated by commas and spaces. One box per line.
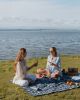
0, 0, 80, 29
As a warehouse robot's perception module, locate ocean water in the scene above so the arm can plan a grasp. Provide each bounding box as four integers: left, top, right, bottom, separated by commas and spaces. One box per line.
0, 29, 80, 60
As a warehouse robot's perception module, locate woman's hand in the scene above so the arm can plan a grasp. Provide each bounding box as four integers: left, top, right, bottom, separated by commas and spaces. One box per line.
32, 61, 38, 67
49, 61, 57, 67
31, 60, 38, 68
51, 63, 57, 67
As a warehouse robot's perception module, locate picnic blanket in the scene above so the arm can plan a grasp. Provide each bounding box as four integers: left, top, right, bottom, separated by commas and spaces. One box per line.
22, 75, 80, 96
11, 73, 80, 96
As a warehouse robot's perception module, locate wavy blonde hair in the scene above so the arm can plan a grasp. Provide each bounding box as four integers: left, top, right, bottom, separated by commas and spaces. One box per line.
14, 48, 27, 71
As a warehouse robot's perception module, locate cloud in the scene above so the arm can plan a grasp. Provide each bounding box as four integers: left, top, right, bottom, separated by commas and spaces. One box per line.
0, 0, 80, 29
0, 17, 80, 29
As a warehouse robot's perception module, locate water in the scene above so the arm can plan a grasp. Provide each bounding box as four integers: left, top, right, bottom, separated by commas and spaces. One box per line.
0, 29, 80, 60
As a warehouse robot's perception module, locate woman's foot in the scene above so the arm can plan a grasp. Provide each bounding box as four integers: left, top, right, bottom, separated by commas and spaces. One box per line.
36, 74, 45, 79
51, 71, 59, 78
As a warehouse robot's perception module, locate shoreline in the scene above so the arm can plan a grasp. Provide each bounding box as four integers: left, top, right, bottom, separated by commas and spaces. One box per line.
0, 54, 80, 61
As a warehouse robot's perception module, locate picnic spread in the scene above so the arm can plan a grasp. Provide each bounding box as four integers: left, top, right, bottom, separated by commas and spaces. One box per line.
20, 67, 80, 96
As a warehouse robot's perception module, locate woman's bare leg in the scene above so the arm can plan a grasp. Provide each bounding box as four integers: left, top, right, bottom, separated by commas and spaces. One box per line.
37, 68, 46, 74
51, 71, 59, 78
36, 68, 49, 78
45, 69, 51, 77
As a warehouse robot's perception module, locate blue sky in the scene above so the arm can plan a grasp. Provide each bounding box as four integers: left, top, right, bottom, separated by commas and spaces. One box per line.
0, 0, 80, 29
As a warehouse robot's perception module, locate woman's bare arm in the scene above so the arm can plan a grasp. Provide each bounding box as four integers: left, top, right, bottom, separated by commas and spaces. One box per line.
27, 62, 38, 70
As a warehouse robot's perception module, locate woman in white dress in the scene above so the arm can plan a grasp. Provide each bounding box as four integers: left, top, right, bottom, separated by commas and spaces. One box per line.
36, 47, 62, 78
13, 48, 38, 86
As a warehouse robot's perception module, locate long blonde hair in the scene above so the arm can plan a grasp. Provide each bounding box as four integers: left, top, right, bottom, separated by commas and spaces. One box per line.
14, 48, 27, 71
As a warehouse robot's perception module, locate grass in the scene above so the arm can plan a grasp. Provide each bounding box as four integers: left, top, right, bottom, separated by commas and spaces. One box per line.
0, 55, 80, 100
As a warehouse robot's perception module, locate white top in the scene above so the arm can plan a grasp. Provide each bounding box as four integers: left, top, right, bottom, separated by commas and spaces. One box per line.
16, 61, 27, 79
13, 60, 28, 81
46, 55, 61, 72
13, 60, 36, 86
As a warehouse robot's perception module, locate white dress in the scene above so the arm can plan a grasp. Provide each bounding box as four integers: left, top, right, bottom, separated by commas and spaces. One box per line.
13, 60, 36, 86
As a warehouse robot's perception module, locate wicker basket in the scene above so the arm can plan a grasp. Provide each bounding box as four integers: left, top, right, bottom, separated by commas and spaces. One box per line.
68, 68, 78, 76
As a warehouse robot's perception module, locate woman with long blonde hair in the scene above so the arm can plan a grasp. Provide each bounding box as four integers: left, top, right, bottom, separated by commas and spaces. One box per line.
13, 48, 38, 86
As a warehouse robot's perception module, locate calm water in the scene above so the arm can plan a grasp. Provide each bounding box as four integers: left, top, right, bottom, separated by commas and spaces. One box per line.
0, 29, 80, 60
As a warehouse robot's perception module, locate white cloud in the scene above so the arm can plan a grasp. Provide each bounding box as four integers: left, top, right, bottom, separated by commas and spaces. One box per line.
0, 0, 80, 29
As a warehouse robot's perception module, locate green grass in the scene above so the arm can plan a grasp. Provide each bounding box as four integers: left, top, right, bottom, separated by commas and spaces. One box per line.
0, 55, 80, 100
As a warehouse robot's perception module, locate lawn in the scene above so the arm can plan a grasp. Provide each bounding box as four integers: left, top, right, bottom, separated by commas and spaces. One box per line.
0, 55, 80, 100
